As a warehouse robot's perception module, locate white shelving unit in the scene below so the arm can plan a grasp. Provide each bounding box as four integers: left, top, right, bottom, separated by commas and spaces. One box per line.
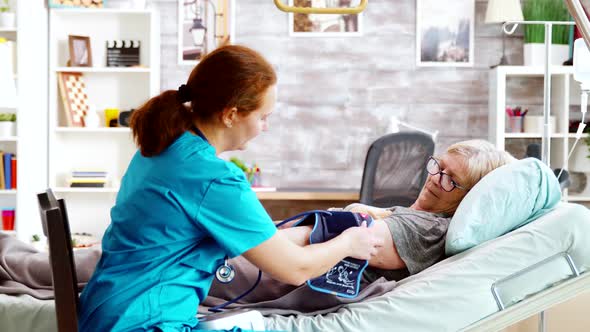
489, 65, 590, 203
48, 8, 160, 238
0, 0, 18, 235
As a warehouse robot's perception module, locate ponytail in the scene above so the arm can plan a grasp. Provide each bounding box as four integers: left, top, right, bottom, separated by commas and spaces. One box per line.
129, 90, 192, 157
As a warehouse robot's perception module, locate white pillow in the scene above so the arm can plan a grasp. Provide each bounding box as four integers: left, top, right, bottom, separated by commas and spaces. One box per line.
445, 158, 562, 255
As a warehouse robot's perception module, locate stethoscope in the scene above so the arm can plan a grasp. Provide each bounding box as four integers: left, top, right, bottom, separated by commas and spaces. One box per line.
215, 257, 235, 284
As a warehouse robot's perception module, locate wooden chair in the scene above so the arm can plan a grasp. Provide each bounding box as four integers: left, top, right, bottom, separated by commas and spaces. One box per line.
37, 188, 79, 332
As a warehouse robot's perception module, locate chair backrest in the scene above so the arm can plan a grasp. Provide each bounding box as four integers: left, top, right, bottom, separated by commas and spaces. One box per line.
37, 189, 79, 332
360, 132, 435, 208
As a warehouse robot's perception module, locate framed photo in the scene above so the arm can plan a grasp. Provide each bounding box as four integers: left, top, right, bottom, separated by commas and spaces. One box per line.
178, 0, 236, 65
416, 0, 474, 67
48, 0, 105, 8
289, 0, 362, 37
68, 35, 92, 67
57, 72, 89, 128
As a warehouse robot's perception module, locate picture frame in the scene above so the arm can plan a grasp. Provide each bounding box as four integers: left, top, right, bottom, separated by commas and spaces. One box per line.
416, 0, 474, 67
178, 0, 236, 65
68, 35, 93, 67
57, 72, 89, 128
289, 0, 363, 37
48, 0, 105, 8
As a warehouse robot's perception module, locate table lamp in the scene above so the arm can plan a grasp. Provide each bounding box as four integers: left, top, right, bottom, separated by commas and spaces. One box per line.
485, 0, 524, 67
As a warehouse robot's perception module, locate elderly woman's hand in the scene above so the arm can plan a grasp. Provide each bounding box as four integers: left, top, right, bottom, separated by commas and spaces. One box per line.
345, 203, 393, 219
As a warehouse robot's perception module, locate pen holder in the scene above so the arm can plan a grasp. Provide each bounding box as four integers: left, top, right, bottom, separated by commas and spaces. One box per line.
508, 116, 524, 133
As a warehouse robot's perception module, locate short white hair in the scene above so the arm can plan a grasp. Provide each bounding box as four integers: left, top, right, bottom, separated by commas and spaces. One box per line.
445, 139, 516, 188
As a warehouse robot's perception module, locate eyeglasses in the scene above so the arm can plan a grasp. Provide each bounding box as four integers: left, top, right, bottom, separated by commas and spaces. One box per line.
426, 157, 467, 192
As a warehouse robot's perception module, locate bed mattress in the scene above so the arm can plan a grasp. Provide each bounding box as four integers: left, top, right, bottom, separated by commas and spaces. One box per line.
264, 203, 590, 332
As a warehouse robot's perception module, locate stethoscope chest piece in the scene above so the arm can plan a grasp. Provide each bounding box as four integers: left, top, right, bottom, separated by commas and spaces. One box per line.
215, 258, 235, 284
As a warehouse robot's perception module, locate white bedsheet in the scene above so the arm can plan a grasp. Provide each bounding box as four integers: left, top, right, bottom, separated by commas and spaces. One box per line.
0, 293, 56, 332
264, 203, 590, 332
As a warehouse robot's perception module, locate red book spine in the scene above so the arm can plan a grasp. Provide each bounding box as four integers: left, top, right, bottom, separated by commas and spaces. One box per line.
10, 157, 16, 189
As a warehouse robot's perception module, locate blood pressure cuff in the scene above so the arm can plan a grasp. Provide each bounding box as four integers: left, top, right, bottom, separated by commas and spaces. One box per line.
293, 211, 374, 298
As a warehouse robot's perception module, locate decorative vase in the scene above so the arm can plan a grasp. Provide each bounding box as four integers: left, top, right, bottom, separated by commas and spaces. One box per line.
0, 12, 15, 29
523, 43, 570, 66
0, 121, 15, 137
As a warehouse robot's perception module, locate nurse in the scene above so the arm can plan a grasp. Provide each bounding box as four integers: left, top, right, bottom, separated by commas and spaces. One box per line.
78, 45, 382, 331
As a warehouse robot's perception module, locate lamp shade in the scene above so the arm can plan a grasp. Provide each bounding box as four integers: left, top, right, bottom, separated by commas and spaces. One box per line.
485, 0, 524, 24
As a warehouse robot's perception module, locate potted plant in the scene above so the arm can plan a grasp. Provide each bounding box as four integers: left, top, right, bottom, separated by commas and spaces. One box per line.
522, 0, 570, 66
0, 113, 16, 137
0, 0, 15, 29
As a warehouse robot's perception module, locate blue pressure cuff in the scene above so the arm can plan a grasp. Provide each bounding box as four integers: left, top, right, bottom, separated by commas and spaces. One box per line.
293, 211, 373, 298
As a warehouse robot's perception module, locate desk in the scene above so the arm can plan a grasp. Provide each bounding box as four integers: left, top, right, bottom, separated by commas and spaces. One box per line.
255, 188, 360, 220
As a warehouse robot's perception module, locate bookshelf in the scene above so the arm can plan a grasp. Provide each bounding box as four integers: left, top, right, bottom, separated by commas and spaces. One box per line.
489, 65, 590, 204
48, 8, 160, 239
0, 0, 18, 236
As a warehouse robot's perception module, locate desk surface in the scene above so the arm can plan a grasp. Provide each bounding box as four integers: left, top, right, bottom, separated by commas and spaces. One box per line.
255, 188, 360, 201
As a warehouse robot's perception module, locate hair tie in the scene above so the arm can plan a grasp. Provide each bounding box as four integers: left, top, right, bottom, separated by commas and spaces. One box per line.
177, 84, 191, 103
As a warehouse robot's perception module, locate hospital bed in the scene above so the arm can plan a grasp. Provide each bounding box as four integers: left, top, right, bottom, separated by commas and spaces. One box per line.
1, 202, 589, 331
264, 202, 590, 331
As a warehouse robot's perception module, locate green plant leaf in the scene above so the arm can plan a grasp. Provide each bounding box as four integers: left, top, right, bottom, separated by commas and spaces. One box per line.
0, 113, 15, 121
0, 0, 9, 12
229, 157, 248, 172
523, 0, 571, 44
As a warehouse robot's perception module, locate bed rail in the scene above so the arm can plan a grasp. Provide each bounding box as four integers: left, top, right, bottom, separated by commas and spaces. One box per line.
460, 252, 589, 332
491, 252, 580, 311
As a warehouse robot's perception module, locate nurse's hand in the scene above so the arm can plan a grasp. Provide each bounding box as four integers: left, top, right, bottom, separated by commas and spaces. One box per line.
341, 221, 383, 260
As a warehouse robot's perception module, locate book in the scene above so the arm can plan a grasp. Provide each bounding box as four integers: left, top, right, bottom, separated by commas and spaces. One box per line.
10, 157, 15, 189
70, 183, 105, 188
68, 177, 107, 184
72, 173, 107, 178
2, 153, 10, 190
252, 186, 277, 192
0, 152, 4, 189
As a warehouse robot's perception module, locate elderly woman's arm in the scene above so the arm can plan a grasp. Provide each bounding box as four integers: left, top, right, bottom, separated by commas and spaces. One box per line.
368, 219, 406, 270
279, 218, 406, 270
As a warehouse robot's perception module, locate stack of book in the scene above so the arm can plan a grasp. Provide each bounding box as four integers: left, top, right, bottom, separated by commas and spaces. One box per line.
68, 170, 107, 188
0, 152, 16, 190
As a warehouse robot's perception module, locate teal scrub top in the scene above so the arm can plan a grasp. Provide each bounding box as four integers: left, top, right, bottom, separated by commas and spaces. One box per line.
78, 131, 277, 332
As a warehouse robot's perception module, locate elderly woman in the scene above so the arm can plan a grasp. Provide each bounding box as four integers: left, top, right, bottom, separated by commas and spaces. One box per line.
204, 139, 515, 311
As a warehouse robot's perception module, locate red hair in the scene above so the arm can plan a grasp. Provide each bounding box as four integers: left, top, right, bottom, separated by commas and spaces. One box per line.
130, 45, 277, 157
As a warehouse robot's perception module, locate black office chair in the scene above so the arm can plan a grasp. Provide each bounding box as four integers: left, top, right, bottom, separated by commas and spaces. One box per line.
360, 132, 435, 208
37, 189, 79, 332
